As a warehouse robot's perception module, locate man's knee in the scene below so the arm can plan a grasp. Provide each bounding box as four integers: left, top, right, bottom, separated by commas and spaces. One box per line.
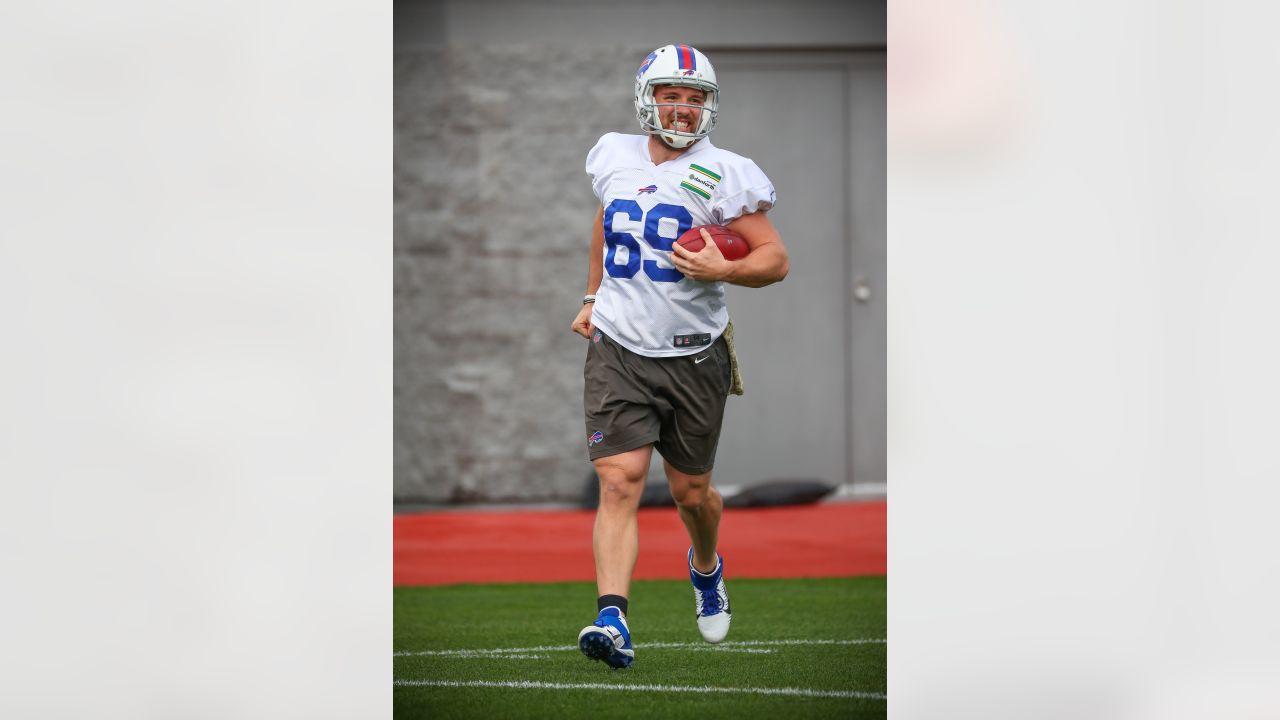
672, 486, 707, 511
598, 469, 644, 506
668, 476, 714, 512
594, 449, 651, 507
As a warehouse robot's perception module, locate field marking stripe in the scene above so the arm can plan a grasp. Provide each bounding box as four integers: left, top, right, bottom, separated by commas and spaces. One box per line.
394, 638, 885, 657
412, 645, 768, 655
393, 678, 885, 700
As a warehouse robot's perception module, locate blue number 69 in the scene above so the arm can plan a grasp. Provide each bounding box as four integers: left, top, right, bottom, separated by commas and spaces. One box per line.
602, 200, 693, 283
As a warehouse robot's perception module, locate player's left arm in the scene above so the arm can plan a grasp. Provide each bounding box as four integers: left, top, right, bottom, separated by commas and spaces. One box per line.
671, 210, 790, 288
723, 211, 789, 287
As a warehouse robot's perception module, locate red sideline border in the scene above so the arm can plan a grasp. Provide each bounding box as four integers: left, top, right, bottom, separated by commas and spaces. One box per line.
395, 500, 885, 586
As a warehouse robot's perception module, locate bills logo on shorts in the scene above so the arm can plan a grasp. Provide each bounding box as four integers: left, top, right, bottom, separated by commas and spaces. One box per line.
589, 431, 605, 446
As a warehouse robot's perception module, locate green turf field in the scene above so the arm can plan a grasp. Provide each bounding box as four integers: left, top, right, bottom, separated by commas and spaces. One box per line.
394, 576, 886, 719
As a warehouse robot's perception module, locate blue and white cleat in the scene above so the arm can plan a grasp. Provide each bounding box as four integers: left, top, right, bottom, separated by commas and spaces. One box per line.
577, 606, 634, 669
689, 548, 732, 643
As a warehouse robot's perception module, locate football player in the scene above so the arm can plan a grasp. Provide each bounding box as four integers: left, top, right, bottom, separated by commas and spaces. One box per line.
572, 44, 790, 669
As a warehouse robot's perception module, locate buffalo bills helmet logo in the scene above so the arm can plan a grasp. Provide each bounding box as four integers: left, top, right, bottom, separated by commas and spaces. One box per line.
637, 51, 658, 78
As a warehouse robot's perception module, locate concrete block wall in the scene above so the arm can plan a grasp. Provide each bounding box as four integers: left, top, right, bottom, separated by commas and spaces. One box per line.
394, 45, 649, 503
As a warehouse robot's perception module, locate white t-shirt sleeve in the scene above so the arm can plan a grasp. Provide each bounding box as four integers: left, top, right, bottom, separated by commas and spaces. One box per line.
585, 132, 621, 202
710, 157, 776, 224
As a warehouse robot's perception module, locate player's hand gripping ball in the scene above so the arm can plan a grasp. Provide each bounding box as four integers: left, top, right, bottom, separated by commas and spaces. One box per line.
675, 225, 749, 261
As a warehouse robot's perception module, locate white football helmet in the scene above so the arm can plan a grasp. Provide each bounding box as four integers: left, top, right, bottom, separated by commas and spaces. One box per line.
634, 44, 719, 149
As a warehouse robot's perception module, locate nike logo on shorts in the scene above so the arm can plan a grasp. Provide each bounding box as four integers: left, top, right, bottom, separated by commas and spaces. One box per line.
694, 355, 710, 364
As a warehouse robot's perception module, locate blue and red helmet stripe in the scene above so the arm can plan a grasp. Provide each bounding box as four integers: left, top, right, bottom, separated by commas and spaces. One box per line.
675, 44, 697, 71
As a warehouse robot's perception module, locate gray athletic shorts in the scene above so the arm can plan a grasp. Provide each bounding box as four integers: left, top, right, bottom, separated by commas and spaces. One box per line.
584, 328, 732, 474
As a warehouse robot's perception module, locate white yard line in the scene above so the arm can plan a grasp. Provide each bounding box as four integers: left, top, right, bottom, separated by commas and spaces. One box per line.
410, 647, 770, 659
394, 638, 885, 658
393, 678, 885, 701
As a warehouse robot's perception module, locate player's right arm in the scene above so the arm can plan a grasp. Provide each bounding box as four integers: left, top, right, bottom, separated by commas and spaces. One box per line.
571, 206, 606, 338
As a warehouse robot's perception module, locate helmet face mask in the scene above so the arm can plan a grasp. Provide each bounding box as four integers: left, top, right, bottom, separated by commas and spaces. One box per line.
634, 44, 719, 149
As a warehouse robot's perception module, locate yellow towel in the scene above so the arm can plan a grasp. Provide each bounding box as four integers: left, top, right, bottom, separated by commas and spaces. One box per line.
724, 320, 745, 396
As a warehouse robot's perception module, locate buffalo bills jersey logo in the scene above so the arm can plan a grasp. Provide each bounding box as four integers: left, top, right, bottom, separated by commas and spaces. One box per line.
637, 52, 657, 78
589, 431, 605, 446
637, 184, 657, 194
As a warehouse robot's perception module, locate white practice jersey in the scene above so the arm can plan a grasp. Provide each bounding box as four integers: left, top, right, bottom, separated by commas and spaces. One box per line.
586, 132, 776, 357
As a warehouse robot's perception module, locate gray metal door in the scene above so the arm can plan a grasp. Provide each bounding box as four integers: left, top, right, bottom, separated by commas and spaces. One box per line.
707, 50, 886, 495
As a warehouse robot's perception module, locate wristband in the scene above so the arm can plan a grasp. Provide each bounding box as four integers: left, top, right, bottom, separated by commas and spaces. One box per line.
583, 294, 596, 305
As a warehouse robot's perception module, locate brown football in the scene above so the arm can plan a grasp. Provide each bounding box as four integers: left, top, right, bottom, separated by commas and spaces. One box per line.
676, 224, 750, 261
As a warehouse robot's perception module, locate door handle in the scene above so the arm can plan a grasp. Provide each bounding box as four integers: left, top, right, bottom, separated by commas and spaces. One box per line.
853, 276, 872, 303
